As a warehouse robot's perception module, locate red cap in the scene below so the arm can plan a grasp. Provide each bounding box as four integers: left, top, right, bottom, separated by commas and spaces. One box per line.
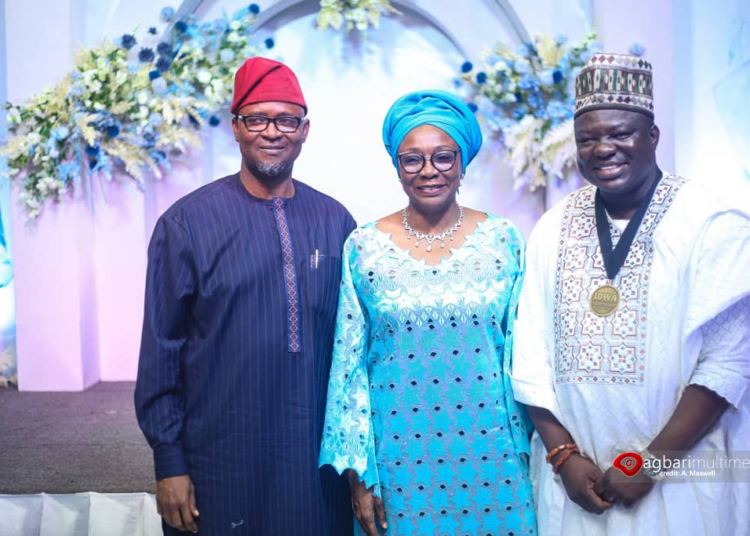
230, 57, 307, 115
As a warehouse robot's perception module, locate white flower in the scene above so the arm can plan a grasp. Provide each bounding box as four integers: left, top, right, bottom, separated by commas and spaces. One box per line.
27, 132, 41, 145
197, 69, 212, 84
115, 71, 128, 86
96, 58, 110, 70
211, 78, 224, 91
137, 90, 151, 105
93, 102, 105, 111
89, 80, 103, 93
226, 32, 239, 43
230, 21, 241, 30
139, 106, 150, 119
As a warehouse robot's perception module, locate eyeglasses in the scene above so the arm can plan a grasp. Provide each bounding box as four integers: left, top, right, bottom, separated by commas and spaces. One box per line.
397, 148, 460, 174
235, 114, 305, 133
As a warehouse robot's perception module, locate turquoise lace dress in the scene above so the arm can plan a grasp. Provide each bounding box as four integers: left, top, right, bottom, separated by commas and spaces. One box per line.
319, 216, 537, 536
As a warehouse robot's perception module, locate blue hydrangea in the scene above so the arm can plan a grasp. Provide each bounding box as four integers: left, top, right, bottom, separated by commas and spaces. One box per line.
160, 6, 175, 22
264, 38, 275, 49
548, 100, 573, 122
138, 47, 156, 63
120, 34, 137, 50
476, 72, 488, 84
52, 126, 70, 140
68, 83, 85, 97
539, 69, 555, 86
151, 77, 168, 95
518, 75, 538, 91
553, 70, 564, 84
156, 57, 172, 72
209, 115, 221, 127
513, 59, 530, 75
127, 61, 140, 74
157, 42, 172, 56
629, 43, 645, 57
249, 4, 260, 15
220, 49, 236, 63
148, 114, 163, 127
461, 61, 473, 73
213, 18, 229, 33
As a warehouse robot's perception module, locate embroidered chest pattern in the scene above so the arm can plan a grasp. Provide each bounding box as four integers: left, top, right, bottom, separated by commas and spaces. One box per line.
552, 176, 685, 385
273, 197, 301, 353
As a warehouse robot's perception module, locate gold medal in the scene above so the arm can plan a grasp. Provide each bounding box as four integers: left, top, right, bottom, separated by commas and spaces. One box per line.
590, 285, 620, 316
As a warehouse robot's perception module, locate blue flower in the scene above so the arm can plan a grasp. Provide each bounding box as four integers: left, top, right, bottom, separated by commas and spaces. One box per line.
127, 61, 140, 74
175, 20, 188, 33
157, 42, 172, 56
138, 47, 155, 63
249, 4, 260, 15
467, 102, 478, 113
151, 77, 168, 95
213, 18, 229, 33
553, 70, 564, 84
629, 43, 646, 57
106, 125, 120, 138
52, 126, 70, 140
209, 115, 221, 127
220, 49, 236, 63
476, 71, 488, 84
548, 100, 573, 121
188, 114, 200, 127
85, 144, 100, 157
120, 34, 137, 50
156, 56, 172, 72
160, 6, 175, 22
539, 69, 555, 86
518, 75, 538, 90
148, 27, 158, 35
513, 59, 530, 74
485, 53, 500, 66
264, 38, 275, 49
461, 61, 473, 73
68, 83, 85, 97
555, 34, 568, 45
149, 70, 161, 80
148, 114, 163, 127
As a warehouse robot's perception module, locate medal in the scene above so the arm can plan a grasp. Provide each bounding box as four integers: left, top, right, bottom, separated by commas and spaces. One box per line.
590, 284, 620, 316
592, 170, 662, 316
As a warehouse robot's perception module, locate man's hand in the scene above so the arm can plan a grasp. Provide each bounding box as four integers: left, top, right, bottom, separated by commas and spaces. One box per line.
347, 470, 387, 536
594, 466, 655, 508
156, 475, 200, 533
557, 454, 614, 515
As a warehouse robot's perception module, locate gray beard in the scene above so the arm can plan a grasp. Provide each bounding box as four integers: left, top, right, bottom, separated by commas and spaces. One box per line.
254, 161, 291, 178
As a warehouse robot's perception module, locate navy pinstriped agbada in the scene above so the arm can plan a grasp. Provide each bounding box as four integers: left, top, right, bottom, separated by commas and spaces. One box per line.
135, 174, 355, 536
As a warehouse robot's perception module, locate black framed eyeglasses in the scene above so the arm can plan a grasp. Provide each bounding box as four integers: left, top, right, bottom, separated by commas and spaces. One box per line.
235, 114, 305, 133
397, 148, 460, 174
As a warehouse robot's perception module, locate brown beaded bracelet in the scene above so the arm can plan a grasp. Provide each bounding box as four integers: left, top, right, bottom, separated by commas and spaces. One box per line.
552, 446, 580, 474
545, 443, 577, 464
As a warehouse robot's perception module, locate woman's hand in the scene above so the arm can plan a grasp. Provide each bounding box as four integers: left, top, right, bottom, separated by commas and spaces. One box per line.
347, 470, 387, 536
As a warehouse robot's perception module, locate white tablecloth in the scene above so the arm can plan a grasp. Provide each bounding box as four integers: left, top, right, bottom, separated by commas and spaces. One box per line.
0, 493, 162, 536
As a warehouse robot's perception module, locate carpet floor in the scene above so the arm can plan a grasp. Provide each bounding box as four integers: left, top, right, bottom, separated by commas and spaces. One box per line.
0, 382, 155, 494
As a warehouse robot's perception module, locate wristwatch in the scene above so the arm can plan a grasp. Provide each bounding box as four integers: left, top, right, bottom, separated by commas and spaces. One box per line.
639, 449, 666, 481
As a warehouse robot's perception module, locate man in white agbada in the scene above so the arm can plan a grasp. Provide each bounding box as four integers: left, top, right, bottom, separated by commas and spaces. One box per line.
512, 53, 750, 535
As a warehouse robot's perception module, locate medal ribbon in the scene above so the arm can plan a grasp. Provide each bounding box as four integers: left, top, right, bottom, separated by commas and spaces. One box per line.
595, 169, 662, 280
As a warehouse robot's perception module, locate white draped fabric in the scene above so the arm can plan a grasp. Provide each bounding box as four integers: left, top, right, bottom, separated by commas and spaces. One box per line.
0, 493, 161, 536
512, 176, 750, 536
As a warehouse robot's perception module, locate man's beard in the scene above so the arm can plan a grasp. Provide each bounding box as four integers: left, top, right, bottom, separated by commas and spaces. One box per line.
251, 160, 293, 179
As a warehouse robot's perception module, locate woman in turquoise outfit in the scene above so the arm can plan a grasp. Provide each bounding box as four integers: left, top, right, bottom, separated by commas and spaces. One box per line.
320, 90, 537, 536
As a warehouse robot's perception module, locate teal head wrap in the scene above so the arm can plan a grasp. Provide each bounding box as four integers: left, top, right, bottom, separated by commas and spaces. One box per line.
382, 90, 483, 174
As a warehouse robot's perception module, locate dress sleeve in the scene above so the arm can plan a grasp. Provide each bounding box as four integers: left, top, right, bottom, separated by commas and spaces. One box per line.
134, 214, 196, 480
319, 232, 380, 494
499, 222, 532, 456
685, 210, 750, 410
510, 215, 565, 423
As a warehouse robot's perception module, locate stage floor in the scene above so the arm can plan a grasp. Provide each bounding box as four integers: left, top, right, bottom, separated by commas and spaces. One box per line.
0, 382, 155, 494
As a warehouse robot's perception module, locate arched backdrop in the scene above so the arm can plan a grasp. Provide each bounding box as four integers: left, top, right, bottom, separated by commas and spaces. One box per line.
6, 0, 748, 391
